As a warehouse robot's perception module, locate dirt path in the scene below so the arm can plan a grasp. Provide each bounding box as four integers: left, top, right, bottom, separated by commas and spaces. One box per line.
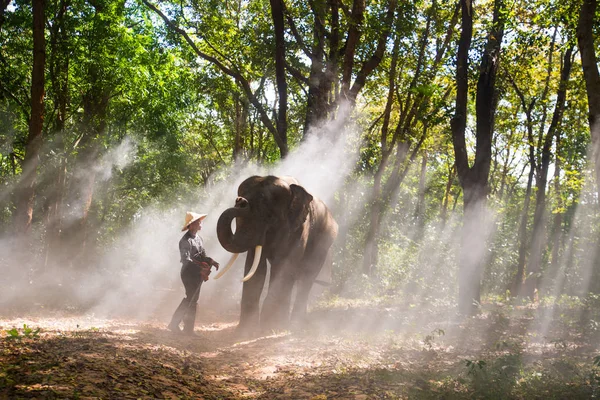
1, 305, 599, 399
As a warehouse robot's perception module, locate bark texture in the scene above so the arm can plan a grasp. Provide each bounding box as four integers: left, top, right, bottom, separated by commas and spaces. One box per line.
14, 0, 45, 234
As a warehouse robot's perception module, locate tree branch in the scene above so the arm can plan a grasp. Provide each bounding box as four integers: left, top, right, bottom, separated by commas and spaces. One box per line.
141, 0, 286, 156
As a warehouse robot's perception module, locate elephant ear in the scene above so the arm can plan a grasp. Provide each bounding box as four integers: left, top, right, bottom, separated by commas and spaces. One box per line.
289, 184, 313, 231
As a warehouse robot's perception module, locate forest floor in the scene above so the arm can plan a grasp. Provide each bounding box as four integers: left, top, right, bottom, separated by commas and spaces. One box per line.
1, 298, 600, 399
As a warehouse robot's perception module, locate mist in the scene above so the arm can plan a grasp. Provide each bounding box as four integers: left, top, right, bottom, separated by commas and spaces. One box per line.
1, 102, 600, 356
2, 103, 600, 400
0, 104, 366, 328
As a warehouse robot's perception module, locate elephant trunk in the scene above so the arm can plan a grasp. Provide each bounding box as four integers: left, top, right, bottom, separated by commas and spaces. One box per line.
217, 206, 254, 254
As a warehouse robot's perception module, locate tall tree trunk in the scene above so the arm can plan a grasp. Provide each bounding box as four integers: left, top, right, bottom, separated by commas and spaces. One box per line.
14, 0, 45, 234
269, 0, 288, 151
144, 0, 288, 157
0, 0, 11, 32
362, 33, 399, 276
303, 0, 395, 134
577, 0, 600, 197
451, 0, 475, 314
577, 0, 600, 293
451, 0, 504, 315
366, 124, 428, 273
543, 131, 565, 289
233, 96, 248, 161
303, 0, 329, 134
361, 0, 454, 275
64, 25, 110, 268
496, 121, 516, 201
44, 0, 70, 270
524, 47, 573, 298
512, 143, 534, 295
550, 133, 563, 274
340, 0, 366, 98
508, 74, 537, 295
72, 89, 108, 257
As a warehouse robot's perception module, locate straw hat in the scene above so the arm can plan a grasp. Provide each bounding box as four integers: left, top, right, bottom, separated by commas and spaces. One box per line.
181, 211, 207, 231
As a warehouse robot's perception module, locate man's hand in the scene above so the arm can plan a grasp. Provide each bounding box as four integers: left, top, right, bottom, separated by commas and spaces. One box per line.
211, 260, 220, 270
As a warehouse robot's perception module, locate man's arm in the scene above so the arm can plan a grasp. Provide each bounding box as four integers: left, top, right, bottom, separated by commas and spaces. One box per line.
191, 251, 219, 270
179, 237, 194, 265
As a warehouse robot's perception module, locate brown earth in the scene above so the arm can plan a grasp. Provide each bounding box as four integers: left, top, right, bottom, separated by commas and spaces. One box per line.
1, 302, 599, 399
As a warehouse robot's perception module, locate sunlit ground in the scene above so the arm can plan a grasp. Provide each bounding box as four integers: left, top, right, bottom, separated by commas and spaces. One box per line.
1, 296, 600, 399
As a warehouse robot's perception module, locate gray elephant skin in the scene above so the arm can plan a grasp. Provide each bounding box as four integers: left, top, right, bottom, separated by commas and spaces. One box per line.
216, 175, 338, 332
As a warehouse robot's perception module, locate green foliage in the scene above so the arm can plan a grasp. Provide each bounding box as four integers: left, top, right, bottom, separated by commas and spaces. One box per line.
1, 0, 600, 314
423, 328, 445, 350
5, 324, 41, 341
463, 352, 524, 397
465, 359, 487, 374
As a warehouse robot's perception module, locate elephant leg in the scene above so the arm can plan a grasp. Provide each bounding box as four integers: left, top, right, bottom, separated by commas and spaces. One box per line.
261, 262, 295, 331
290, 276, 313, 323
291, 247, 332, 323
239, 248, 267, 334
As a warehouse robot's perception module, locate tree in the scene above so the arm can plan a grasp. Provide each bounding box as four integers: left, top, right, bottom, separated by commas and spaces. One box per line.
0, 0, 10, 32
142, 0, 290, 157
451, 0, 505, 314
523, 47, 574, 298
361, 0, 458, 276
577, 0, 600, 197
143, 0, 399, 157
13, 0, 45, 234
270, 0, 288, 153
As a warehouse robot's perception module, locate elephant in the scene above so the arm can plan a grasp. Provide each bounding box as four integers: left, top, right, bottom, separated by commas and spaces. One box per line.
215, 175, 338, 332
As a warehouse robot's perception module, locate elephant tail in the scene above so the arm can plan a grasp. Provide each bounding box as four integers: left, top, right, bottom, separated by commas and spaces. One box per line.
313, 279, 331, 286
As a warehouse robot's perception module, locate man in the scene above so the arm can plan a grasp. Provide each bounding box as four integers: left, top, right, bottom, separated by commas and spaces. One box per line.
168, 211, 220, 336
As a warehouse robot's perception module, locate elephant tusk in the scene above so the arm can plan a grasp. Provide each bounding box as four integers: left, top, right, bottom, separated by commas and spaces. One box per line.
242, 245, 262, 282
213, 253, 239, 280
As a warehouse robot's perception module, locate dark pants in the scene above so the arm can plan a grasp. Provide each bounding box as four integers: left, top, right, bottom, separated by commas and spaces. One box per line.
169, 264, 203, 332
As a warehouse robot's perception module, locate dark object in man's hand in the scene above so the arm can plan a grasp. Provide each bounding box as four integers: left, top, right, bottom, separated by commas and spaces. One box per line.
199, 262, 211, 281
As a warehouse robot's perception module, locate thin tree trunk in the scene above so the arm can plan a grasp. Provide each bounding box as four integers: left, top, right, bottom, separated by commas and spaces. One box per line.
497, 125, 515, 201
361, 0, 452, 275
361, 32, 399, 276
44, 0, 70, 270
65, 42, 110, 268
346, 0, 397, 102
363, 123, 428, 275
76, 98, 108, 254
512, 148, 534, 295
509, 77, 536, 296
233, 97, 244, 160
550, 133, 563, 273
14, 0, 45, 234
440, 164, 456, 226
301, 0, 396, 135
414, 152, 428, 239
144, 0, 288, 157
524, 47, 573, 298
